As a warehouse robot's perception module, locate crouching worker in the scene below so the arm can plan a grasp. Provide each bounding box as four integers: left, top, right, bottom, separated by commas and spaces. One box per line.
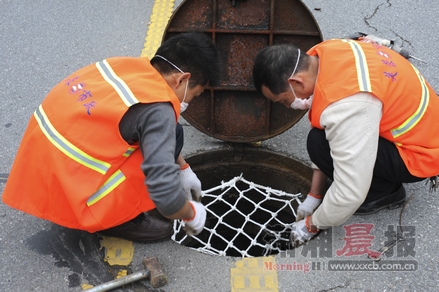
252, 38, 439, 247
2, 33, 221, 242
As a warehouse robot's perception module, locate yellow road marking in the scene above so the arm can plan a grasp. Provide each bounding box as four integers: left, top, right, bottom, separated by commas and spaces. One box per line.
116, 269, 128, 279
141, 0, 175, 58
81, 284, 93, 290
100, 236, 134, 266
231, 256, 279, 292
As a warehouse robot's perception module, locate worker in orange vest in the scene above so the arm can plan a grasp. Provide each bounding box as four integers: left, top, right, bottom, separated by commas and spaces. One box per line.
252, 38, 439, 247
2, 33, 222, 242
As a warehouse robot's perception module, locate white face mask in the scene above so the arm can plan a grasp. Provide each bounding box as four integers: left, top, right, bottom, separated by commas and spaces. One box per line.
288, 49, 313, 110
155, 54, 190, 113
180, 101, 189, 113
180, 79, 188, 113
290, 92, 313, 110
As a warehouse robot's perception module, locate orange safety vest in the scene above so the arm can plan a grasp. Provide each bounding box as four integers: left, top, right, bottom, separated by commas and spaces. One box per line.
308, 39, 439, 178
2, 57, 181, 232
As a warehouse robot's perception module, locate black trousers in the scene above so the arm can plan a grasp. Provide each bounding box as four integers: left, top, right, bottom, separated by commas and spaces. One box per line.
307, 128, 424, 202
175, 123, 184, 161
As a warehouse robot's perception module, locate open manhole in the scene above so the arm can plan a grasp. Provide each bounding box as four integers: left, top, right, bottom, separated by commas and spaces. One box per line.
172, 148, 312, 257
166, 0, 321, 257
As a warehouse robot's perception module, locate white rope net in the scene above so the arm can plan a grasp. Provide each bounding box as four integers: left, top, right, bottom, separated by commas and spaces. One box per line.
172, 174, 302, 257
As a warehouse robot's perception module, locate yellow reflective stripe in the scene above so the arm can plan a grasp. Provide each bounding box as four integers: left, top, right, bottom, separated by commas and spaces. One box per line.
34, 105, 111, 174
96, 59, 139, 107
342, 39, 372, 92
123, 147, 136, 157
391, 64, 429, 138
87, 170, 126, 206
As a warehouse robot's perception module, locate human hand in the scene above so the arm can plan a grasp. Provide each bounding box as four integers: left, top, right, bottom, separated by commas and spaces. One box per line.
183, 201, 206, 236
290, 216, 318, 248
180, 164, 202, 202
296, 193, 322, 221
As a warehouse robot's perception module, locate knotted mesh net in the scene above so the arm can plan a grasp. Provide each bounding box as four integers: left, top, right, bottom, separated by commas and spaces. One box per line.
172, 174, 302, 257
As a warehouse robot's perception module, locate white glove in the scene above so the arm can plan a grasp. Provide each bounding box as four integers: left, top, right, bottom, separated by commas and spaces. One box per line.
183, 201, 206, 236
290, 217, 318, 248
296, 193, 322, 222
180, 164, 202, 202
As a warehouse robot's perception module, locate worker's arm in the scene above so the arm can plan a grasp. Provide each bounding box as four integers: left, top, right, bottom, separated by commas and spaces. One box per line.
311, 92, 383, 228
122, 102, 188, 217
176, 154, 186, 168
120, 102, 206, 234
296, 168, 327, 221
292, 92, 382, 246
164, 199, 194, 220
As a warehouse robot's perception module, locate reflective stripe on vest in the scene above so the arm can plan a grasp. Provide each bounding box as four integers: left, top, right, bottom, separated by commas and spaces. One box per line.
96, 59, 140, 107
86, 170, 126, 206
391, 64, 430, 138
342, 39, 372, 92
123, 147, 136, 157
34, 105, 111, 175
36, 60, 144, 207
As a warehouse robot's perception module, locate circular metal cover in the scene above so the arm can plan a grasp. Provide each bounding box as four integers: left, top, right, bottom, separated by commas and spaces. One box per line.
164, 0, 323, 143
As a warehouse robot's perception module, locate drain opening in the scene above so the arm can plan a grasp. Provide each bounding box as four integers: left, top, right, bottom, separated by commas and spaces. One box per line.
173, 175, 302, 257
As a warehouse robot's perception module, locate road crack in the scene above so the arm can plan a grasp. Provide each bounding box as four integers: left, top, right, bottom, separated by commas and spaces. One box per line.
364, 0, 392, 32
318, 279, 352, 292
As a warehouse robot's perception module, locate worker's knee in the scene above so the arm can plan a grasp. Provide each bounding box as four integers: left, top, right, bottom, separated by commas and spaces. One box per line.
307, 128, 328, 159
307, 128, 333, 178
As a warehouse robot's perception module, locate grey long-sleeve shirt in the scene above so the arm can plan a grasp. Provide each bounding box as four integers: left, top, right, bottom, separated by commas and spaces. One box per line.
119, 102, 186, 216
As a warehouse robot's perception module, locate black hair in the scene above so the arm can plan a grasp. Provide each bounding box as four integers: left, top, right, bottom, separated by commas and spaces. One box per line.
151, 33, 221, 88
252, 44, 309, 94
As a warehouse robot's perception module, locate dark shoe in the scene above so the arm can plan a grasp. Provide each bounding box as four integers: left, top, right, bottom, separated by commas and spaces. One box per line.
98, 213, 173, 243
147, 208, 172, 223
354, 185, 406, 215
